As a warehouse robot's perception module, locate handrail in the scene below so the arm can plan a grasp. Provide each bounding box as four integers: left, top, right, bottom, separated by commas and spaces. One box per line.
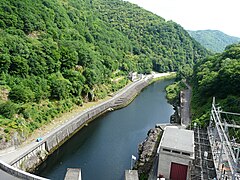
0, 160, 49, 180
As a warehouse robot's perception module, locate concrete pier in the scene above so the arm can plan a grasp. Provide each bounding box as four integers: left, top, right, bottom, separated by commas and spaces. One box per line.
125, 170, 139, 180
64, 168, 82, 180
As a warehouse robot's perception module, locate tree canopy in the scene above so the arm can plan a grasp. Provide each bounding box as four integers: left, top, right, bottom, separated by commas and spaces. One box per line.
188, 30, 240, 53
0, 0, 208, 145
191, 43, 240, 128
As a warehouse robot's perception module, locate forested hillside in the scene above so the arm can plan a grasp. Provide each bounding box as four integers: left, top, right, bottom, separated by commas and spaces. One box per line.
191, 43, 240, 132
188, 30, 240, 52
0, 0, 207, 147
94, 0, 208, 72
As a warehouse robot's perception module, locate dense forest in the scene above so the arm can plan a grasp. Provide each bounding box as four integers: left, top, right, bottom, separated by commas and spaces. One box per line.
191, 43, 240, 139
94, 0, 208, 72
0, 0, 208, 147
188, 30, 240, 52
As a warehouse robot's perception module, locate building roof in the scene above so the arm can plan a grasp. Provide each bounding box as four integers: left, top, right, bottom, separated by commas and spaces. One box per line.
160, 126, 194, 153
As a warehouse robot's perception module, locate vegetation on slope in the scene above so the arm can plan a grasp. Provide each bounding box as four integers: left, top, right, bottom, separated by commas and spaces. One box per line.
191, 43, 240, 133
165, 81, 186, 105
0, 0, 208, 147
188, 30, 240, 52
94, 0, 208, 72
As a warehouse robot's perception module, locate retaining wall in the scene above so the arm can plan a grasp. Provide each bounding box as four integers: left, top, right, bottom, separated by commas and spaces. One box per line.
0, 160, 49, 180
0, 78, 151, 179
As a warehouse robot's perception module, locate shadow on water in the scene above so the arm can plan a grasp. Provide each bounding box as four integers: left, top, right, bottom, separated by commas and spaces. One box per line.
35, 79, 174, 180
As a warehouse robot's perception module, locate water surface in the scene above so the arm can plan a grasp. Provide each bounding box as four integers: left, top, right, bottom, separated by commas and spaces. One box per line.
36, 79, 174, 180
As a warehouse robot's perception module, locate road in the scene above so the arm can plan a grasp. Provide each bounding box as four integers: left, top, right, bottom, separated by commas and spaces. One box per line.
0, 72, 172, 180
0, 74, 152, 164
180, 80, 192, 127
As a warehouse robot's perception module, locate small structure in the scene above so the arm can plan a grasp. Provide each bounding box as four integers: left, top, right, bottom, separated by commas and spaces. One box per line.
64, 168, 82, 180
129, 72, 138, 82
125, 170, 139, 180
157, 126, 194, 180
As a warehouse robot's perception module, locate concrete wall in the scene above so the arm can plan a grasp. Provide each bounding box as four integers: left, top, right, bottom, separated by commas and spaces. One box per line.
45, 101, 113, 153
11, 141, 47, 170
158, 151, 192, 179
0, 160, 49, 180
3, 78, 151, 179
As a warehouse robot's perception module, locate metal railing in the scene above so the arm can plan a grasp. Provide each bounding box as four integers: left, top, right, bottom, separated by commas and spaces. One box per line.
209, 98, 240, 180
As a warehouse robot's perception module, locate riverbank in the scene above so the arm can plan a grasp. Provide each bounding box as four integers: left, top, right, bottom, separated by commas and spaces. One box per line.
0, 72, 174, 179
0, 78, 147, 162
1, 72, 175, 155
135, 126, 163, 179
36, 77, 175, 180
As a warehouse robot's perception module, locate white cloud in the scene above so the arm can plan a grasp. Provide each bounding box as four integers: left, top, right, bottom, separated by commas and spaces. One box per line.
126, 0, 240, 37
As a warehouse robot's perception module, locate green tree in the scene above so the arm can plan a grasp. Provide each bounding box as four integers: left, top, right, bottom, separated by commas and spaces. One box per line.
48, 73, 72, 100
9, 56, 29, 77
0, 101, 19, 119
0, 54, 11, 73
9, 84, 34, 103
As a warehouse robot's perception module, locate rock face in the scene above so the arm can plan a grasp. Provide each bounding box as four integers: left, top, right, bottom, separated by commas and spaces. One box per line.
170, 106, 180, 124
135, 127, 163, 177
0, 131, 25, 150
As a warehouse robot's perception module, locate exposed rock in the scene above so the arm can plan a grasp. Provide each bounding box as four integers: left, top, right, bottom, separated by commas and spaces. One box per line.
0, 86, 10, 101
170, 106, 181, 124
21, 154, 41, 172
0, 131, 27, 150
0, 138, 14, 151
135, 127, 163, 178
38, 149, 48, 161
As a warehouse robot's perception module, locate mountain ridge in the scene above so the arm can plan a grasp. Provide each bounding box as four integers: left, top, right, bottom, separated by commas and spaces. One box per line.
188, 29, 240, 52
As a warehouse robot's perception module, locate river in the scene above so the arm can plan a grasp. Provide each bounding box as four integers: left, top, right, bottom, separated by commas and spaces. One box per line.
35, 79, 174, 180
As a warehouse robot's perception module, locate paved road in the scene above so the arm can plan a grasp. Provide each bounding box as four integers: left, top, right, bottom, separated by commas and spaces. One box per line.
0, 75, 151, 164
180, 80, 192, 127
0, 72, 172, 180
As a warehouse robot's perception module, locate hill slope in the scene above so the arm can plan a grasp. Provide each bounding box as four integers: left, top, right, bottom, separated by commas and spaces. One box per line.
191, 43, 240, 130
0, 0, 208, 147
94, 0, 208, 72
188, 30, 240, 52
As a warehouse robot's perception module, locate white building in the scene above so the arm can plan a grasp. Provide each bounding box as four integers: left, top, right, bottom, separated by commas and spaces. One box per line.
129, 72, 138, 82
157, 126, 194, 180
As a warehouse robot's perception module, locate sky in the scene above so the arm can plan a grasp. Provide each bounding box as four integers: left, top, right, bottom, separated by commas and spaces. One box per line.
126, 0, 240, 37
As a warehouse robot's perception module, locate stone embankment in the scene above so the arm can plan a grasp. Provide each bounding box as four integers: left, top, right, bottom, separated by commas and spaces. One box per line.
135, 126, 163, 177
